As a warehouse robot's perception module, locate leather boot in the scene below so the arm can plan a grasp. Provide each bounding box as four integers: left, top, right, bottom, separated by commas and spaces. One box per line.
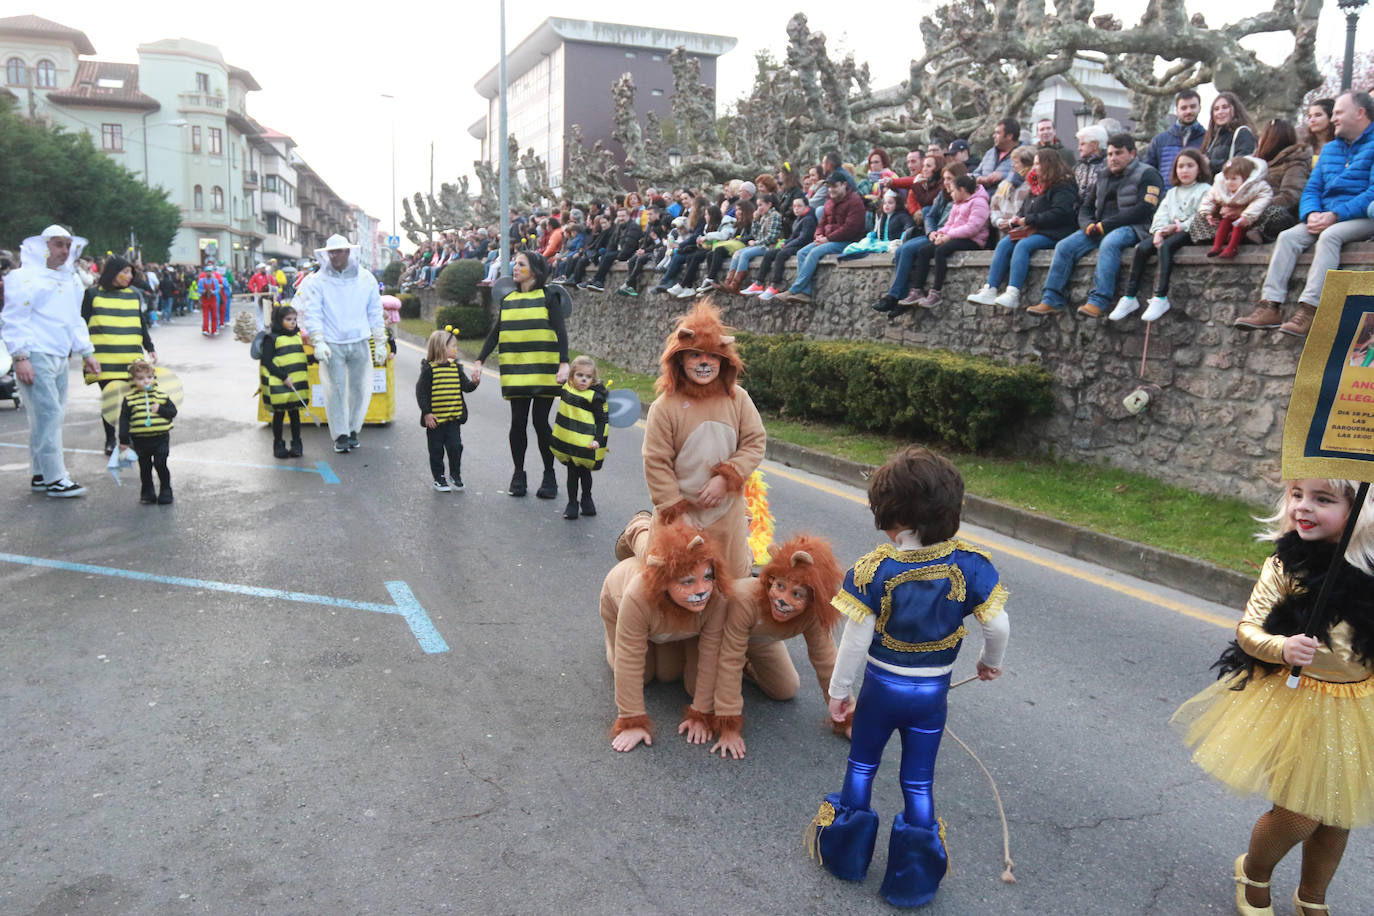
721, 270, 742, 295
1234, 302, 1283, 330
288, 438, 303, 458
1279, 303, 1317, 338
274, 439, 289, 459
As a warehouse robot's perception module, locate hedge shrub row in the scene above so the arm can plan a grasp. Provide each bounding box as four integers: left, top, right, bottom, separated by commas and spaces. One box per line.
435, 305, 490, 339
382, 261, 403, 287
736, 333, 1052, 450
396, 293, 422, 319
438, 259, 485, 305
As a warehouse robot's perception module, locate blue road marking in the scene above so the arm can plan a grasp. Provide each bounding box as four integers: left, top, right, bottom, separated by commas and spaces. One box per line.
0, 442, 339, 484
0, 551, 448, 654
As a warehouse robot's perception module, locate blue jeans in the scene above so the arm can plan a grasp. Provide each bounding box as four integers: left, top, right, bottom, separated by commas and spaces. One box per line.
1041, 227, 1138, 308
657, 250, 689, 287
985, 233, 1057, 290
886, 236, 933, 299
729, 245, 768, 272
788, 241, 847, 294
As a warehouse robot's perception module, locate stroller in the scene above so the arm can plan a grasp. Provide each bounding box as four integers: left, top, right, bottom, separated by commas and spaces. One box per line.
0, 348, 19, 409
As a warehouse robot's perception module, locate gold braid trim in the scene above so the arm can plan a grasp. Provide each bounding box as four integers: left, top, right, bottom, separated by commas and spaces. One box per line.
880, 625, 967, 654
972, 582, 1010, 623
954, 539, 991, 561
938, 817, 952, 876
851, 547, 888, 594
853, 541, 964, 594
873, 565, 969, 653
832, 590, 873, 624
805, 801, 837, 864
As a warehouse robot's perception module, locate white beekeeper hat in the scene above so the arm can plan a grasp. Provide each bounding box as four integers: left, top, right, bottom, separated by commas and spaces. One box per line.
324, 234, 352, 250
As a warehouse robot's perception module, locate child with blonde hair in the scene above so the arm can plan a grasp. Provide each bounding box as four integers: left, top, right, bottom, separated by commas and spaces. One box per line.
416, 327, 478, 492
118, 358, 178, 505
550, 354, 609, 519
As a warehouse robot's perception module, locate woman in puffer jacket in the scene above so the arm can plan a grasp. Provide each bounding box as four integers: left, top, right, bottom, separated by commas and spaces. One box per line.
1245, 118, 1312, 243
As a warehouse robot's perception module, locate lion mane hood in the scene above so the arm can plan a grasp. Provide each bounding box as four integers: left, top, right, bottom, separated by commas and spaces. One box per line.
757, 533, 844, 630
655, 300, 744, 398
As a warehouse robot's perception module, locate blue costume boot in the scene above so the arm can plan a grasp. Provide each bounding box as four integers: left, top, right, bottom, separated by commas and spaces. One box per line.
808, 793, 879, 881
879, 814, 949, 908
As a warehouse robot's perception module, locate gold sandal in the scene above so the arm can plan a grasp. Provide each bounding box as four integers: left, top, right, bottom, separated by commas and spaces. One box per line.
1293, 889, 1330, 915
1234, 854, 1274, 916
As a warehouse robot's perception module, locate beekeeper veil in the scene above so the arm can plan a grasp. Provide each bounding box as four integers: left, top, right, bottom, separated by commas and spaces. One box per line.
315, 233, 360, 278
19, 224, 87, 273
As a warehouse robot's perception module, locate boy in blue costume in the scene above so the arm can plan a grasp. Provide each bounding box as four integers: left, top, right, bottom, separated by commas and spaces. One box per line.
808, 446, 1010, 908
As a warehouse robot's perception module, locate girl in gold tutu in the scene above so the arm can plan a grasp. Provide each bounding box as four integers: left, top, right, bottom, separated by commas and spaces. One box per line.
1172, 479, 1374, 916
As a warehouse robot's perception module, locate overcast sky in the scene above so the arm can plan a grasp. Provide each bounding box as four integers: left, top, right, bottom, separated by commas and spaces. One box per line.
35, 2, 1355, 234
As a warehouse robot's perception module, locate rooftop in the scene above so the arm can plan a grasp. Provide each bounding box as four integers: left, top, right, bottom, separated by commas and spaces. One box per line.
46, 60, 159, 111
0, 14, 96, 55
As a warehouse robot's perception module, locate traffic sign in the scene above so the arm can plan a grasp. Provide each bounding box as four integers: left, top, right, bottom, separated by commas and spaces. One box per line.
386, 235, 400, 248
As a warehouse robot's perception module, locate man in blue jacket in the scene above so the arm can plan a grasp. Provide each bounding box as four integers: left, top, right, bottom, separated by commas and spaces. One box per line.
1143, 90, 1205, 192
1236, 91, 1374, 338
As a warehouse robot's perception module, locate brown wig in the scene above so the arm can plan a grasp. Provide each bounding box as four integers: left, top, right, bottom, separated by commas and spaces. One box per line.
868, 446, 964, 544
757, 533, 845, 631
655, 301, 744, 397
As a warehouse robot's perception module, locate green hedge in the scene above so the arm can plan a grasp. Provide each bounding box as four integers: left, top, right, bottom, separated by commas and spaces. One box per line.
397, 293, 422, 319
736, 333, 1052, 450
438, 259, 485, 305
382, 261, 403, 287
435, 305, 490, 339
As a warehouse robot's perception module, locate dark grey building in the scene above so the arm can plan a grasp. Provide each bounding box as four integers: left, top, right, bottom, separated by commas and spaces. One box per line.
470, 18, 735, 191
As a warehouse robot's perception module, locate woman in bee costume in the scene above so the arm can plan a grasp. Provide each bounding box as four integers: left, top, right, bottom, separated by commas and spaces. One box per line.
473, 251, 570, 499
82, 256, 156, 455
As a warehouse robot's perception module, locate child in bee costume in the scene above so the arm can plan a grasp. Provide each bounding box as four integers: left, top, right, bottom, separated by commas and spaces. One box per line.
259, 305, 309, 458
643, 302, 766, 579
416, 326, 479, 492
551, 355, 609, 519
118, 358, 178, 505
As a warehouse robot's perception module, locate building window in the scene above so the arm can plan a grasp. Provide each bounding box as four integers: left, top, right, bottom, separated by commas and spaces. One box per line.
209, 128, 223, 155
35, 59, 56, 88
264, 174, 278, 193
191, 125, 202, 152
212, 187, 224, 211
101, 123, 123, 151
194, 185, 204, 209
5, 58, 26, 86
266, 214, 278, 234
195, 72, 209, 93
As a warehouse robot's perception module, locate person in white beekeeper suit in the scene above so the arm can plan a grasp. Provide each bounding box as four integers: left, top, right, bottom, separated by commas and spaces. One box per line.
1, 225, 102, 497
295, 234, 384, 453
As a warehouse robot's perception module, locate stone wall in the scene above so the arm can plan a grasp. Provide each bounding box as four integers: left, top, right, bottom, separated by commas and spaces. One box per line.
557, 243, 1374, 504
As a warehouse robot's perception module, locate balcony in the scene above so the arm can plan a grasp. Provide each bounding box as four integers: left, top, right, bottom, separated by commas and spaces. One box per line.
243, 170, 259, 189
178, 91, 226, 114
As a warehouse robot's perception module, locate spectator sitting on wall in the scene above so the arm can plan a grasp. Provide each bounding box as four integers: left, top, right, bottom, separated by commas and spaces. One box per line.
776, 173, 867, 304
1235, 90, 1374, 338
881, 150, 943, 221
1074, 124, 1109, 213
946, 139, 972, 166
870, 162, 968, 313
973, 118, 1024, 189
1304, 98, 1335, 168
586, 208, 643, 292
1036, 117, 1077, 167
1027, 132, 1163, 318
1144, 89, 1206, 191
754, 197, 817, 302
1201, 91, 1258, 177
989, 146, 1038, 231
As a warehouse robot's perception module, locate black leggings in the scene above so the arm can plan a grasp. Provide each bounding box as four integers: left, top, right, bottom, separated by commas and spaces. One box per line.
565, 464, 593, 499
133, 434, 170, 490
270, 409, 301, 441
508, 396, 554, 472
1126, 232, 1190, 296
910, 237, 980, 291
97, 379, 117, 446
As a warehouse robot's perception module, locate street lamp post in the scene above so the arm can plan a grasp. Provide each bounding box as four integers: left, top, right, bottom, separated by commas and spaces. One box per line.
498, 0, 510, 279
380, 94, 397, 241
1339, 0, 1368, 92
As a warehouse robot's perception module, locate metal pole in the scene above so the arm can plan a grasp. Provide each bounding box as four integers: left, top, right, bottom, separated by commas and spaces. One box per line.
429, 141, 435, 243
498, 0, 510, 279
380, 94, 396, 240
142, 110, 151, 187
1343, 9, 1360, 92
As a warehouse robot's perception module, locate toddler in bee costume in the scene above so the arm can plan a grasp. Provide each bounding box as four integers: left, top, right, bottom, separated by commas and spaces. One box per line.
118, 357, 178, 505
416, 326, 479, 492
259, 305, 309, 458
643, 301, 766, 579
809, 447, 1009, 909
551, 355, 609, 520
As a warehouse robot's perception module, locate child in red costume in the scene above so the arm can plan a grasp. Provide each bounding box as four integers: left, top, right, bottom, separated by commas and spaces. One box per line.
600, 516, 734, 753
642, 301, 767, 580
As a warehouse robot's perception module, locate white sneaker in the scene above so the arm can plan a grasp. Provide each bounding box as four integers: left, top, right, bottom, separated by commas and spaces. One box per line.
1142, 296, 1172, 321
1108, 296, 1140, 321
993, 286, 1020, 309
674, 286, 696, 298
966, 285, 998, 305
758, 287, 778, 302
665, 284, 685, 296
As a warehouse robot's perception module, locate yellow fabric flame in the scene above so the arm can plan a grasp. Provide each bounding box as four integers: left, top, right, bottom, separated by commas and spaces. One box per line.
745, 470, 774, 566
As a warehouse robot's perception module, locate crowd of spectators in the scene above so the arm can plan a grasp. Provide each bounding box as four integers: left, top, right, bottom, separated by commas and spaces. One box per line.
400, 88, 1374, 340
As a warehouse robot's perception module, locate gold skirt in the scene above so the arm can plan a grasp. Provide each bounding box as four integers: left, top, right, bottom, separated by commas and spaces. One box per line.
1171, 671, 1374, 828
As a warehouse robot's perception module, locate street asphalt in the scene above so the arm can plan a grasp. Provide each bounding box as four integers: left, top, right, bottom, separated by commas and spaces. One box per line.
1, 303, 1369, 914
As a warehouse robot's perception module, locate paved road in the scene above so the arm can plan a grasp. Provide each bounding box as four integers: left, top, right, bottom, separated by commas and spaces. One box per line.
1, 308, 1369, 914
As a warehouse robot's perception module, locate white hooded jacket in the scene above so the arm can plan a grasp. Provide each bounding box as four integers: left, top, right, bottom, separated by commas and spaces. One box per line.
1, 227, 94, 359
297, 236, 382, 345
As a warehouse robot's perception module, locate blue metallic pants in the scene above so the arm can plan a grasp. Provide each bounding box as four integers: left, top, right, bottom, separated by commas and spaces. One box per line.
840, 665, 950, 827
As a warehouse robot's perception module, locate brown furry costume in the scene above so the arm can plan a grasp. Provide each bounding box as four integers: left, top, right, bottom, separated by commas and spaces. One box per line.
600, 522, 734, 737
695, 534, 846, 735
643, 301, 767, 580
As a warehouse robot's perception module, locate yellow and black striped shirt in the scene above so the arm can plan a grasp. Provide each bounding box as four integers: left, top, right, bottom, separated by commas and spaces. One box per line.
259, 331, 311, 411
494, 290, 562, 399
551, 382, 609, 470
84, 287, 148, 383
416, 359, 474, 426
120, 384, 175, 438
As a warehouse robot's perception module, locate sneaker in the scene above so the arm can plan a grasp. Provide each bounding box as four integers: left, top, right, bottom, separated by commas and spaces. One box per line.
917, 289, 942, 309
348, 431, 359, 450
898, 288, 926, 307
1108, 296, 1140, 321
508, 470, 527, 497
45, 478, 86, 498
450, 477, 464, 491
616, 285, 634, 296
575, 282, 588, 289
871, 295, 898, 313
621, 286, 638, 298
741, 283, 765, 296
696, 279, 717, 293
966, 285, 998, 305
535, 468, 559, 499
758, 286, 779, 302
586, 282, 605, 292
674, 286, 696, 299
994, 286, 1021, 309
665, 284, 685, 297
1279, 304, 1317, 338
157, 487, 174, 505
433, 478, 451, 493
1234, 302, 1283, 331
334, 435, 351, 453
1141, 296, 1172, 321
30, 475, 47, 492
563, 499, 580, 520
1026, 302, 1062, 316
1076, 303, 1105, 319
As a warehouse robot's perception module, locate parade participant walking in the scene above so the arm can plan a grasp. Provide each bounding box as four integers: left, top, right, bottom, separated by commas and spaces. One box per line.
117, 358, 177, 505
258, 305, 310, 459
197, 260, 224, 336
1172, 479, 1374, 916
82, 255, 156, 455
416, 327, 478, 492
809, 447, 1009, 909
296, 235, 385, 454
550, 355, 609, 519
1, 225, 101, 497
473, 251, 570, 498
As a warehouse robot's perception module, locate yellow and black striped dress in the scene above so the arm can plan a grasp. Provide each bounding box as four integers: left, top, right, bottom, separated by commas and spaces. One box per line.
259, 331, 311, 412
551, 383, 609, 470
496, 290, 562, 400
427, 361, 468, 424
123, 385, 175, 437
85, 288, 147, 383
